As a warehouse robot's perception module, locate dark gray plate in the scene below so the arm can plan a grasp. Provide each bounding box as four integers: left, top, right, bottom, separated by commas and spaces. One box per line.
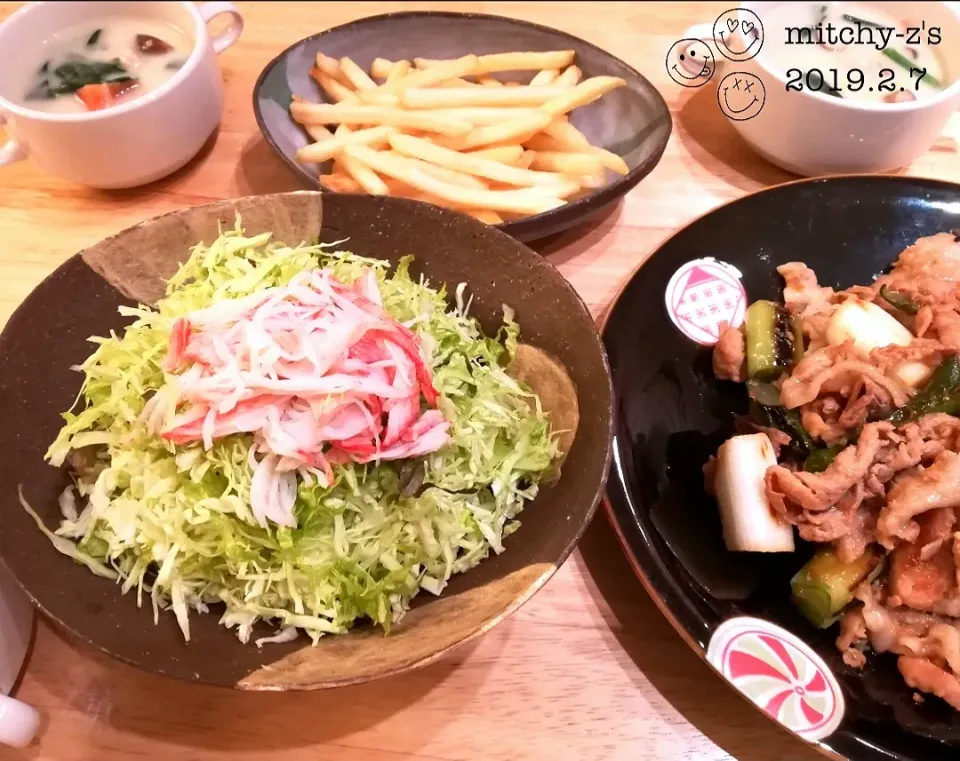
252, 11, 672, 243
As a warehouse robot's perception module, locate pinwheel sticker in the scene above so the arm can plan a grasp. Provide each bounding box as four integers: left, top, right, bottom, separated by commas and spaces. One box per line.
708, 618, 845, 742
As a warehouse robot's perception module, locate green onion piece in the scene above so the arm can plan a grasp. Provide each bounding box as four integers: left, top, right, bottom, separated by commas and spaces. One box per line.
888, 353, 960, 424
747, 379, 782, 407
842, 13, 883, 29
791, 547, 878, 628
745, 300, 801, 380
87, 29, 102, 47
879, 284, 919, 314
803, 444, 845, 473
756, 404, 815, 455
883, 48, 942, 88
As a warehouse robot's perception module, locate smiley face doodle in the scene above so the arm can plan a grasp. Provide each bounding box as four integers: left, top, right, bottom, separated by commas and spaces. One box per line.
717, 72, 765, 121
713, 8, 764, 61
665, 38, 715, 88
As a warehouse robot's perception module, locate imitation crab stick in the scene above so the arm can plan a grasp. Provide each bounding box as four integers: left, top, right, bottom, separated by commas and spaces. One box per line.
145, 268, 450, 527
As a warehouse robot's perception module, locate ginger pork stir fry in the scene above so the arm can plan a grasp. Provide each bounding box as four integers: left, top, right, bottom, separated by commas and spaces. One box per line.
706, 230, 960, 710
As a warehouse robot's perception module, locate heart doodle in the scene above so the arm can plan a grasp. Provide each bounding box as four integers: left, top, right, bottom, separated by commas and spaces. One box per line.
742, 20, 755, 35
727, 18, 739, 33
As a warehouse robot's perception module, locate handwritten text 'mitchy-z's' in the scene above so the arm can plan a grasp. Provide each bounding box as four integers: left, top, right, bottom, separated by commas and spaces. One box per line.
786, 20, 941, 51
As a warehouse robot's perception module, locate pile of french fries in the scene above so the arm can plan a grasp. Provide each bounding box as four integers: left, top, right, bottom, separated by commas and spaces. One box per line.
289, 50, 628, 224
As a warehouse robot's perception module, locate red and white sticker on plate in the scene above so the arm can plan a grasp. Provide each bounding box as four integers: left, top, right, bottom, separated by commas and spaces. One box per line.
665, 258, 747, 346
707, 617, 845, 742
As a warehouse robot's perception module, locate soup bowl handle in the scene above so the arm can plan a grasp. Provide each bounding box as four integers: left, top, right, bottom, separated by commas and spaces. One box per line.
0, 115, 26, 168
0, 693, 40, 748
683, 23, 716, 41
198, 2, 244, 55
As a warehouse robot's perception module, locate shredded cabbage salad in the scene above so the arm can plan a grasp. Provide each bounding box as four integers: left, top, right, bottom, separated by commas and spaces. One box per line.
27, 219, 559, 645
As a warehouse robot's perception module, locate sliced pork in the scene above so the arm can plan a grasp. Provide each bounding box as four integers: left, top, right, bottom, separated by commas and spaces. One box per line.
707, 232, 960, 711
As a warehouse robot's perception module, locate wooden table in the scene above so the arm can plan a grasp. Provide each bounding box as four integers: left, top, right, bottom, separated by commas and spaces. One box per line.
2, 2, 960, 760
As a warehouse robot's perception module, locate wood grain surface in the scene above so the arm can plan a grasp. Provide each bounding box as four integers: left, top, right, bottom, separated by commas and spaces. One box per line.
2, 2, 959, 760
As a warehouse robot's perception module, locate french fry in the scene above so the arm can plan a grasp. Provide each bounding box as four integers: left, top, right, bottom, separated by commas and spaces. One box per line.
417, 50, 576, 74
343, 145, 566, 215
356, 90, 402, 106
590, 146, 629, 175
464, 209, 504, 224
456, 112, 553, 150
527, 129, 629, 175
467, 145, 525, 164
339, 57, 378, 90
397, 186, 479, 209
517, 177, 582, 198
388, 132, 572, 188
340, 152, 390, 195
540, 76, 626, 118
401, 86, 567, 109
309, 68, 359, 103
516, 151, 536, 169
396, 155, 489, 189
291, 102, 473, 137
296, 125, 395, 163
319, 174, 363, 193
555, 65, 582, 87
297, 49, 627, 224
528, 150, 604, 175
386, 59, 411, 83
380, 55, 481, 93
542, 118, 591, 149
303, 124, 334, 142
432, 77, 480, 88
529, 69, 560, 86
523, 133, 568, 152
421, 107, 542, 126
370, 57, 395, 80
381, 177, 419, 197
315, 53, 349, 85
579, 171, 608, 189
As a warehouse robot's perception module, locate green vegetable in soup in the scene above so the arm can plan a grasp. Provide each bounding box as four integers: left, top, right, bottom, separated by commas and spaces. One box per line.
25, 56, 133, 100
882, 48, 942, 89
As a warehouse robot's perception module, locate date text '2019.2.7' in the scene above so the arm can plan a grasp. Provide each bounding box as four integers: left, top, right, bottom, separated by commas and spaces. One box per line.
785, 65, 937, 98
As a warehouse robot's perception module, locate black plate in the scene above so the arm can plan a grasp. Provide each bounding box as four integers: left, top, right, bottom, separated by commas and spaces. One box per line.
603, 176, 960, 761
251, 11, 672, 243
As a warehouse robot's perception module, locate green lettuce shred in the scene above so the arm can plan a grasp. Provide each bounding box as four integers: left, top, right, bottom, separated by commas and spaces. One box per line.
35, 216, 559, 645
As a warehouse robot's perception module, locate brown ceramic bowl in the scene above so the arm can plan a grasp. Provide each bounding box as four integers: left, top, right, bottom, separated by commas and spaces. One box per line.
252, 11, 673, 243
0, 192, 613, 689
